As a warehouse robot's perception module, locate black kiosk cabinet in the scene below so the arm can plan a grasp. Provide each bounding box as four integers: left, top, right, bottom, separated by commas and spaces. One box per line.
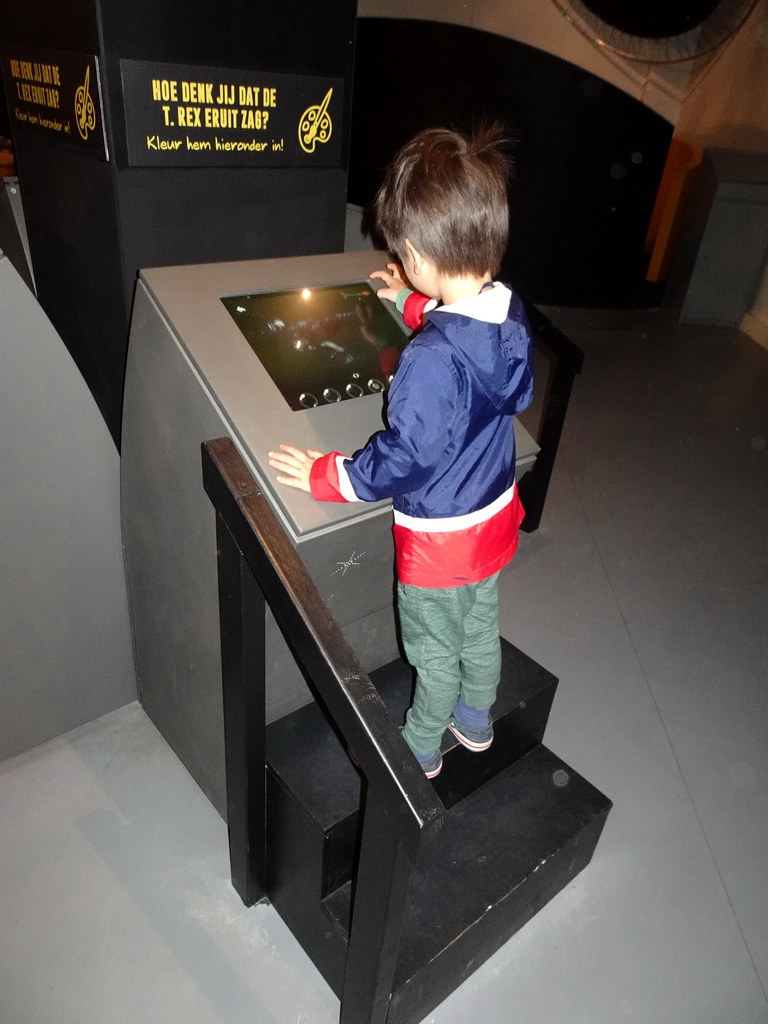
121, 249, 539, 812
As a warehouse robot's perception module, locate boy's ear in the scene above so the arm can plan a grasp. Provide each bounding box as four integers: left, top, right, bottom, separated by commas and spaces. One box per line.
404, 238, 424, 274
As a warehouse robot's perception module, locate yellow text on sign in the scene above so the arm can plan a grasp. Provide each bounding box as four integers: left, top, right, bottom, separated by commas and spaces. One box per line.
9, 59, 61, 86
150, 78, 278, 131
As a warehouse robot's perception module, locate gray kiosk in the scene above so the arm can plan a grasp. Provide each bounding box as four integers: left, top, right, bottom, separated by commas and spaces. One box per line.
121, 250, 538, 814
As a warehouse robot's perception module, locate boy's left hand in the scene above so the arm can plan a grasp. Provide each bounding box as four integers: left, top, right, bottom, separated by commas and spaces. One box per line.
370, 264, 409, 303
268, 444, 324, 492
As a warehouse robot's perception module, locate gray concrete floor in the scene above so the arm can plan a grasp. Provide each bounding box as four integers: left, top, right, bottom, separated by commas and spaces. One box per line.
1, 309, 767, 1024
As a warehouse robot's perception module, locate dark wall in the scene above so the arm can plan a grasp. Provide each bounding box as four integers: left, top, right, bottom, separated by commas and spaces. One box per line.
1, 0, 356, 444
350, 19, 673, 308
14, 135, 127, 426
0, 77, 13, 139
1, 0, 99, 51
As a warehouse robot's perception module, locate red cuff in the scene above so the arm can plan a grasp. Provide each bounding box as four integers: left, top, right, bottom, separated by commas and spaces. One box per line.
309, 452, 349, 502
402, 291, 433, 330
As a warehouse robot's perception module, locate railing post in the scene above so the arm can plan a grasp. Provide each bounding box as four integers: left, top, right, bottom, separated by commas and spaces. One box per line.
216, 511, 267, 906
520, 309, 584, 533
519, 354, 578, 532
340, 789, 415, 1024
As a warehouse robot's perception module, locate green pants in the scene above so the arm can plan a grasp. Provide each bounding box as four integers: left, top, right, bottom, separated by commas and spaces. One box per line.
398, 572, 501, 756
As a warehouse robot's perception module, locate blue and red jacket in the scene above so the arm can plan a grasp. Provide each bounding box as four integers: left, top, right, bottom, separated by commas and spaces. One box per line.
310, 283, 534, 587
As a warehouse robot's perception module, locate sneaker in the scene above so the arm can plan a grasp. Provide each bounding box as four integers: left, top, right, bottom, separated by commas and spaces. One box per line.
448, 714, 494, 752
414, 748, 443, 778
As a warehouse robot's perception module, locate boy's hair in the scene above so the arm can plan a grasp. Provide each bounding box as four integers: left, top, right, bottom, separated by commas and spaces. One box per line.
374, 125, 511, 278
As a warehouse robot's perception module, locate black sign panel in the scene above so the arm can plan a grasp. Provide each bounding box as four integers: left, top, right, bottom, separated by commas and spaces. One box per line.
1, 48, 108, 159
120, 59, 344, 168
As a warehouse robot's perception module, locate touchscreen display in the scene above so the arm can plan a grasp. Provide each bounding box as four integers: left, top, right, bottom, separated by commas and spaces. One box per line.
221, 281, 410, 411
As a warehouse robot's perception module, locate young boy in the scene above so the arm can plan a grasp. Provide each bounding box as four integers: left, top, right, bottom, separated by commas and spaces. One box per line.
269, 126, 533, 778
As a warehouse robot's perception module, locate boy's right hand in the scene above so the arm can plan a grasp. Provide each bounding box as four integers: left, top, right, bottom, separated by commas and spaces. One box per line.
268, 444, 324, 493
370, 263, 410, 303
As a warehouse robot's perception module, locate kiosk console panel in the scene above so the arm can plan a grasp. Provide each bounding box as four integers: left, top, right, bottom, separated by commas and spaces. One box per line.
221, 281, 408, 410
121, 251, 538, 815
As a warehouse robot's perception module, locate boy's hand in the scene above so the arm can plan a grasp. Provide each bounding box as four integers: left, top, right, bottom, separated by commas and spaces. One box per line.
370, 264, 410, 303
268, 444, 324, 492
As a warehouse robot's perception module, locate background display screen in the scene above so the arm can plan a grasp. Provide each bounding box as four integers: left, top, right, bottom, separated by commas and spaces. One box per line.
221, 281, 410, 411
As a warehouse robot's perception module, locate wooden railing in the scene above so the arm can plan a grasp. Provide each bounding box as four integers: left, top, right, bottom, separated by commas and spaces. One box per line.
202, 436, 446, 1024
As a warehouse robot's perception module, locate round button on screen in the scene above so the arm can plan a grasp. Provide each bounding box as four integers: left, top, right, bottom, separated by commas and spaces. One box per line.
299, 392, 319, 408
367, 378, 384, 393
345, 383, 364, 399
322, 388, 341, 403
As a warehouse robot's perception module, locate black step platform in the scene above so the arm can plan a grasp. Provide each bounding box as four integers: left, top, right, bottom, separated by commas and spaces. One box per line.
204, 439, 613, 1024
265, 642, 611, 1023
266, 638, 558, 899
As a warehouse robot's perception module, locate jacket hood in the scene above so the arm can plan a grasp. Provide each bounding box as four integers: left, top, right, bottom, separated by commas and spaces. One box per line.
427, 284, 533, 415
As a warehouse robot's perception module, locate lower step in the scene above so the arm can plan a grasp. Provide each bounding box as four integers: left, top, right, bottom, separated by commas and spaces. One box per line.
323, 744, 612, 1024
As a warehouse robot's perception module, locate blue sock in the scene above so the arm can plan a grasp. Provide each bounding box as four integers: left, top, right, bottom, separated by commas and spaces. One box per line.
454, 697, 491, 728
